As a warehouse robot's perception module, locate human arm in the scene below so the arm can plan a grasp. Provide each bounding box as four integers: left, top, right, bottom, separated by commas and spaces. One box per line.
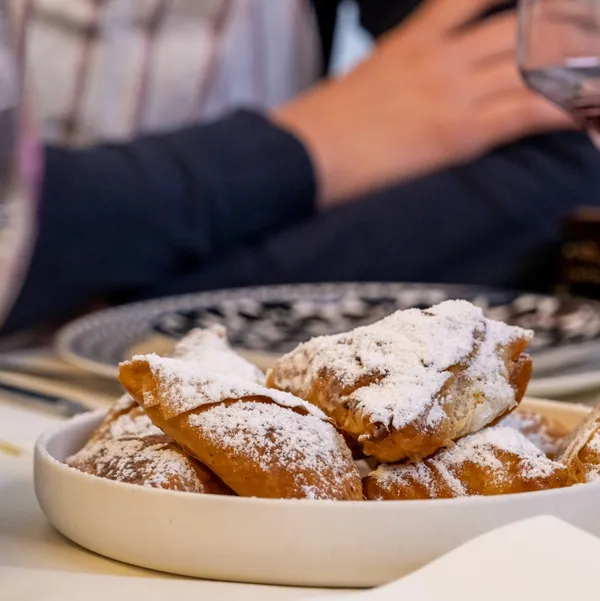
3, 110, 316, 333
278, 0, 571, 205
129, 132, 600, 298
3, 0, 576, 333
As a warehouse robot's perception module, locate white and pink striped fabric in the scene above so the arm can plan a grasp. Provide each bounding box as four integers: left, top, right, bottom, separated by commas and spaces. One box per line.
11, 0, 322, 147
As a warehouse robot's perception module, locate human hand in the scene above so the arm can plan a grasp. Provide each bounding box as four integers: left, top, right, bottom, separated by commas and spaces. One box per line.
273, 0, 573, 208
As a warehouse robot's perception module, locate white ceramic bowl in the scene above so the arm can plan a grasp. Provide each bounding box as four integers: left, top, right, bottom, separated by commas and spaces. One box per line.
34, 399, 600, 588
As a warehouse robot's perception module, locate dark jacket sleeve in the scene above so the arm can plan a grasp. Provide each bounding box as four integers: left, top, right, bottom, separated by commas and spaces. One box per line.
3, 110, 316, 333
355, 0, 515, 36
134, 132, 600, 299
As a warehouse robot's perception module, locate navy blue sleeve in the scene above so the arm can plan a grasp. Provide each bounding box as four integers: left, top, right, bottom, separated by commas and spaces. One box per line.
355, 0, 516, 37
3, 110, 316, 333
129, 132, 600, 299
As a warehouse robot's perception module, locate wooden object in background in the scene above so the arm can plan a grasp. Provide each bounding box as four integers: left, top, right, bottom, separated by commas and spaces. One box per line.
561, 207, 600, 298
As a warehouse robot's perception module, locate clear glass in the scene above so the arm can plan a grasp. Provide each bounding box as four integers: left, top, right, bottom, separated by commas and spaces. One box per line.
0, 1, 38, 326
518, 0, 600, 140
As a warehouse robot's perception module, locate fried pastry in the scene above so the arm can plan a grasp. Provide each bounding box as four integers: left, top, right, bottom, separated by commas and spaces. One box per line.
169, 324, 266, 383
558, 404, 600, 483
69, 327, 256, 493
89, 326, 256, 446
364, 426, 577, 500
87, 394, 162, 445
118, 330, 362, 500
267, 300, 533, 463
499, 410, 570, 458
66, 434, 232, 494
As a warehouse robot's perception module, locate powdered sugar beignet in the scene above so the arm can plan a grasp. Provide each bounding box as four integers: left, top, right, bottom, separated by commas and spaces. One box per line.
119, 332, 362, 500
364, 426, 577, 500
558, 404, 600, 483
67, 434, 232, 494
89, 325, 262, 447
86, 394, 163, 445
267, 300, 533, 462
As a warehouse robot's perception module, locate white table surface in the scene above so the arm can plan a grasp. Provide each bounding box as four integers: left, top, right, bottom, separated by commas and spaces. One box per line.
0, 368, 343, 600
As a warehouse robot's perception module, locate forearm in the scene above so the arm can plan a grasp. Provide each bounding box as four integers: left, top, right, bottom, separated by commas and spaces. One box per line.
138, 131, 600, 298
3, 110, 316, 333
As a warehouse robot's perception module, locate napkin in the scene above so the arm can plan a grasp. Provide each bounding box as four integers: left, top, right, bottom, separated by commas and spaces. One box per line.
316, 515, 598, 601
0, 516, 596, 601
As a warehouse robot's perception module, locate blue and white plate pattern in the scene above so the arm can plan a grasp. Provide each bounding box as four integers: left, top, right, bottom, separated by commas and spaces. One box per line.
55, 283, 600, 397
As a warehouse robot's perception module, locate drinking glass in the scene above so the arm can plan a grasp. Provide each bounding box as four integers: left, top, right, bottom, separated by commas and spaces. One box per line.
0, 1, 39, 326
519, 0, 600, 140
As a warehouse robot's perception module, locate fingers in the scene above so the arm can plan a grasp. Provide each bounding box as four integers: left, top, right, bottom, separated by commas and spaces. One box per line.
415, 0, 515, 38
478, 92, 575, 148
471, 59, 525, 103
452, 12, 517, 64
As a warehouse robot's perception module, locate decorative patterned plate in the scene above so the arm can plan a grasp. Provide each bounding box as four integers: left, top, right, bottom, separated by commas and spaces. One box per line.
55, 283, 600, 397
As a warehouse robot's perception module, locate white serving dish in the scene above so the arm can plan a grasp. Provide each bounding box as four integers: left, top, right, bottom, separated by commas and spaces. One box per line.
34, 398, 599, 588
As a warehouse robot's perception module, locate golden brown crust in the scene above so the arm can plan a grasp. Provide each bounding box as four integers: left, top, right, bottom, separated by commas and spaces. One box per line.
267, 301, 533, 463
508, 354, 533, 406
67, 434, 233, 494
119, 348, 363, 501
75, 382, 232, 495
142, 399, 362, 500
364, 426, 579, 501
558, 404, 600, 483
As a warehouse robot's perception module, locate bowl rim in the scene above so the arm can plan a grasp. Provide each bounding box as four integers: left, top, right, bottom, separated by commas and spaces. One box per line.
35, 399, 597, 511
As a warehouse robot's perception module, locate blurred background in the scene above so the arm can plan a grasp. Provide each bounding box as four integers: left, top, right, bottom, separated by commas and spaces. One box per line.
1, 0, 600, 405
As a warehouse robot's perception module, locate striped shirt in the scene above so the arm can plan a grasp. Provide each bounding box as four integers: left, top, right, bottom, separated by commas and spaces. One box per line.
12, 0, 322, 147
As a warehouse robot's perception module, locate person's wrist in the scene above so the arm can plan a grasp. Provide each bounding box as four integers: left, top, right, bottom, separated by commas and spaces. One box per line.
272, 81, 355, 210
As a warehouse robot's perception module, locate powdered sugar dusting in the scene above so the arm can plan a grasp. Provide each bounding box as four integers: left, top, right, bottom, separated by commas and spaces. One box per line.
583, 430, 600, 483
171, 326, 265, 384
67, 436, 204, 492
187, 401, 357, 499
500, 410, 568, 457
451, 318, 524, 435
105, 406, 163, 439
586, 430, 600, 455
89, 396, 162, 444
372, 426, 563, 497
111, 394, 136, 414
135, 354, 329, 421
270, 300, 533, 432
438, 427, 557, 480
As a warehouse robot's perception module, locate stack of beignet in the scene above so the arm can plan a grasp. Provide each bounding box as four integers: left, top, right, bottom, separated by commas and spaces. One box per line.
364, 426, 575, 500
118, 326, 362, 500
267, 300, 533, 463
66, 393, 232, 494
268, 300, 583, 498
66, 300, 590, 500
